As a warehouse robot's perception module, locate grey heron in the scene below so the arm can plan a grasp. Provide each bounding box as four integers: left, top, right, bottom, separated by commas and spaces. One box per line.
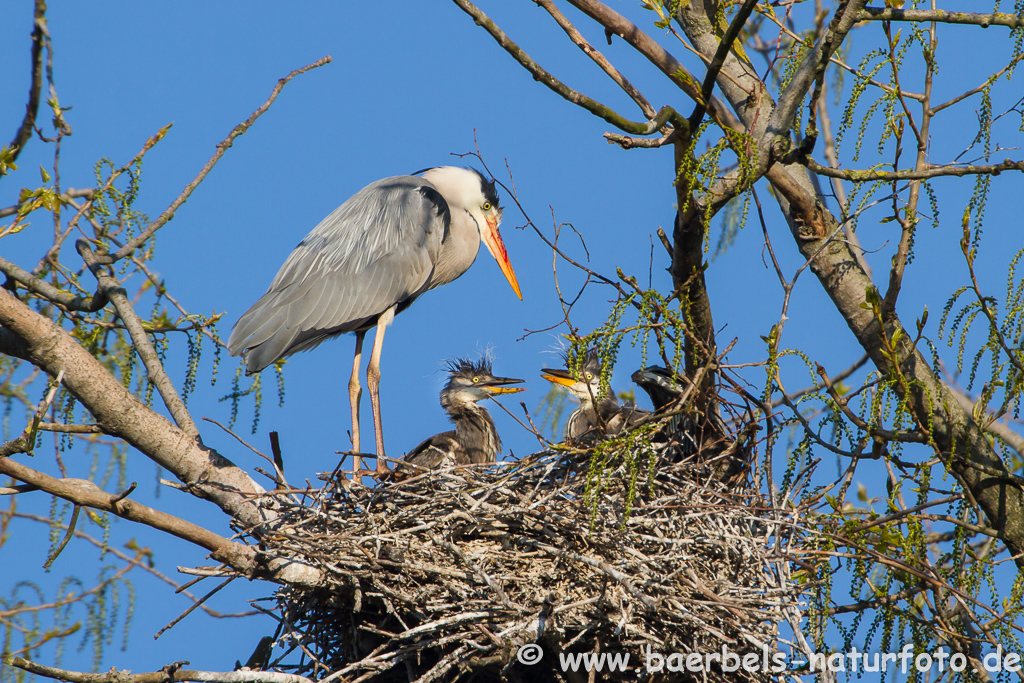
541, 349, 646, 441
227, 167, 521, 475
399, 358, 524, 475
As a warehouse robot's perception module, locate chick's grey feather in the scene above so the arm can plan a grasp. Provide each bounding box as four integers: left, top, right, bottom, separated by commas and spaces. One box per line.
227, 175, 451, 374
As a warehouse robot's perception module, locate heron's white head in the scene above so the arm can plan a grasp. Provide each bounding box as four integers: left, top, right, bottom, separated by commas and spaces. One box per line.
421, 166, 522, 300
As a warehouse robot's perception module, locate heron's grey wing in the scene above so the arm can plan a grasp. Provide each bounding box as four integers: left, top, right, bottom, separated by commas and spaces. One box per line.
227, 176, 449, 373
400, 431, 460, 471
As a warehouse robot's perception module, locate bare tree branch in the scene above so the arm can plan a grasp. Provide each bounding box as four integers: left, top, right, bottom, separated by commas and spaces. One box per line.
805, 156, 1024, 181
5, 0, 46, 165
93, 56, 332, 266
858, 7, 1024, 29
533, 0, 657, 120
0, 456, 255, 570
78, 239, 199, 437
452, 0, 686, 136
567, 0, 745, 132
6, 658, 314, 683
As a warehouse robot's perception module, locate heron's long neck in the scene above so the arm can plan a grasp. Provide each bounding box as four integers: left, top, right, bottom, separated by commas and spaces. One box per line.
565, 393, 597, 440
566, 396, 619, 439
447, 401, 500, 464
431, 211, 481, 289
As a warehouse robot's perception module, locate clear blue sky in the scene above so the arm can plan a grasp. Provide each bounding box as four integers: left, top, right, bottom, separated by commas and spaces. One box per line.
1, 1, 1020, 675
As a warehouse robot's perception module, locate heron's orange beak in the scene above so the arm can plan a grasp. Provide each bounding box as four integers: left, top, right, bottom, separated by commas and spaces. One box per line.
482, 376, 526, 396
481, 214, 522, 300
541, 369, 576, 388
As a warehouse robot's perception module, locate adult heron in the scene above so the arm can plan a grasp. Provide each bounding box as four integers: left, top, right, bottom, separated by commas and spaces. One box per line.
541, 349, 645, 441
227, 167, 521, 474
398, 357, 524, 476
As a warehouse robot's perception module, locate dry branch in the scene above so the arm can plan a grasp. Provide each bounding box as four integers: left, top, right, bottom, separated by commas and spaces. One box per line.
6, 658, 313, 683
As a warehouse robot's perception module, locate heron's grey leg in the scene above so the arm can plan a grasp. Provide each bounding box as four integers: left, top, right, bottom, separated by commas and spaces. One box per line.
349, 330, 365, 476
367, 306, 396, 473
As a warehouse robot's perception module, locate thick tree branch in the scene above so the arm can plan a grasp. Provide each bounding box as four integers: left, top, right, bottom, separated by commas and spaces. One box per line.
688, 0, 759, 131
78, 240, 198, 437
0, 254, 107, 312
947, 386, 1024, 460
0, 289, 323, 585
0, 289, 257, 522
769, 166, 1024, 571
858, 7, 1024, 29
0, 456, 256, 571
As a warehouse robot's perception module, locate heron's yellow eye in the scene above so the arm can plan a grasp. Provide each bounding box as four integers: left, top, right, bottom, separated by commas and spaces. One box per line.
473, 376, 480, 383
585, 373, 593, 380
483, 202, 492, 211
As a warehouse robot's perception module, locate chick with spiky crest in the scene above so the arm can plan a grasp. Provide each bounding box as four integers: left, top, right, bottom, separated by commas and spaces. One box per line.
400, 358, 525, 474
541, 348, 646, 442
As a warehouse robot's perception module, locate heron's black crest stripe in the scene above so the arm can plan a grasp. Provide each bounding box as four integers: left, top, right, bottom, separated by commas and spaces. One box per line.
458, 167, 500, 209
445, 356, 493, 378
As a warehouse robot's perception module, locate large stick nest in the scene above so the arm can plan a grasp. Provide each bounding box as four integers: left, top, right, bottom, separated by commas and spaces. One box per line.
259, 440, 805, 683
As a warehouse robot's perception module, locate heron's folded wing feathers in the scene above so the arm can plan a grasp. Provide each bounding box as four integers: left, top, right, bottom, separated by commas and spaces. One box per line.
227, 176, 449, 372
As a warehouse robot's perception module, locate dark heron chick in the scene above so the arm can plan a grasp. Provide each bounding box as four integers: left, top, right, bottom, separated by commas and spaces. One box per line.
631, 366, 692, 412
631, 365, 698, 457
541, 349, 646, 442
400, 358, 525, 474
632, 366, 732, 465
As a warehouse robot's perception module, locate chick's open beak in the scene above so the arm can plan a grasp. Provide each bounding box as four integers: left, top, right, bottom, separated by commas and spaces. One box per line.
540, 368, 576, 388
482, 376, 526, 396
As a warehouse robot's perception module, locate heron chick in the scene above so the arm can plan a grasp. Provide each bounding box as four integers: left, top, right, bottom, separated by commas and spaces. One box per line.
541, 349, 646, 442
227, 167, 521, 475
632, 365, 732, 467
400, 358, 525, 474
